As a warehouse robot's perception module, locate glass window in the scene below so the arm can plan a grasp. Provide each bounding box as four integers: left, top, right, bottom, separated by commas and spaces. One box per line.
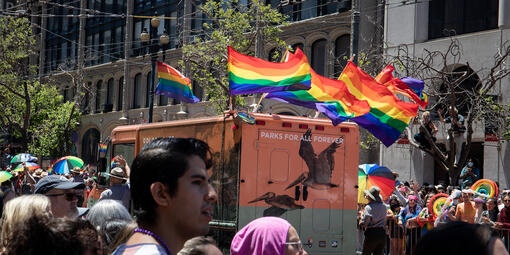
61, 42, 67, 65
117, 77, 124, 111
93, 33, 100, 65
146, 72, 152, 108
334, 34, 350, 77
158, 15, 165, 36
106, 78, 114, 107
70, 42, 76, 66
312, 39, 327, 76
112, 143, 135, 169
133, 74, 142, 109
103, 30, 111, 63
133, 21, 142, 52
169, 11, 177, 48
302, 0, 317, 20
95, 80, 103, 113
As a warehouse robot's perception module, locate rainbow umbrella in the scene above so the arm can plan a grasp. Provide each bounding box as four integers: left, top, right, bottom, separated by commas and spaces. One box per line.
10, 153, 38, 164
51, 156, 84, 174
358, 164, 396, 204
0, 171, 13, 183
111, 156, 120, 169
13, 162, 40, 172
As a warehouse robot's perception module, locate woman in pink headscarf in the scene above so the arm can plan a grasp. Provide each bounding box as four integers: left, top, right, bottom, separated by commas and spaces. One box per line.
230, 216, 308, 255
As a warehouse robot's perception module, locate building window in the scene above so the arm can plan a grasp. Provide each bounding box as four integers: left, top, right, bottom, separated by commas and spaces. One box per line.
158, 94, 168, 106
312, 39, 327, 76
334, 34, 350, 77
133, 74, 142, 109
105, 78, 114, 112
292, 43, 304, 52
117, 77, 123, 111
428, 0, 498, 40
82, 83, 91, 114
95, 80, 103, 113
146, 72, 154, 108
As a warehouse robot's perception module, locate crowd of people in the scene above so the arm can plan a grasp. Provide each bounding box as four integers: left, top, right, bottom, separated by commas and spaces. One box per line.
358, 177, 510, 255
0, 138, 309, 255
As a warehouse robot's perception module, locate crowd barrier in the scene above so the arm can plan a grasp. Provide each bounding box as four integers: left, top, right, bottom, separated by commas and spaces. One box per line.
356, 219, 510, 254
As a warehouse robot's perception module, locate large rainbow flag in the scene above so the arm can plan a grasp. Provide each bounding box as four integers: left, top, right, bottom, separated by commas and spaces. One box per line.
228, 46, 312, 95
266, 68, 370, 121
155, 61, 200, 103
330, 62, 419, 147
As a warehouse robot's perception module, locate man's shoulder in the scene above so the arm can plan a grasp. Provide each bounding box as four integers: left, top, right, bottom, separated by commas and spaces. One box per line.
112, 243, 168, 255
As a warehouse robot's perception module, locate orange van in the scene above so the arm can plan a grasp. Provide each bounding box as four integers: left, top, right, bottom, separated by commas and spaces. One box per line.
110, 113, 359, 254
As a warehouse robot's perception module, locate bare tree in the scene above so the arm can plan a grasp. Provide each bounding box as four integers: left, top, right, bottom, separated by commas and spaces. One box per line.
388, 37, 510, 184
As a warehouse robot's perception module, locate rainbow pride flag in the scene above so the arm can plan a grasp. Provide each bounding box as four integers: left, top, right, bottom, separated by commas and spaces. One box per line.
375, 65, 428, 108
266, 68, 370, 121
329, 62, 419, 147
228, 46, 311, 95
98, 144, 107, 153
155, 61, 200, 103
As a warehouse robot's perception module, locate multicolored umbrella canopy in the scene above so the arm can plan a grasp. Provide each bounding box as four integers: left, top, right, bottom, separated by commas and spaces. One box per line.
0, 171, 13, 183
13, 162, 40, 172
51, 156, 84, 174
358, 164, 396, 204
10, 153, 38, 164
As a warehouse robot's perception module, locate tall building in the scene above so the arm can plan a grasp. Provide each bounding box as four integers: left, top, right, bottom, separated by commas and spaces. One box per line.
382, 0, 510, 188
27, 0, 382, 165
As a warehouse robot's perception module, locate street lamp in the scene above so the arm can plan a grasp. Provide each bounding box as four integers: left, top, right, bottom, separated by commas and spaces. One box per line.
141, 16, 170, 123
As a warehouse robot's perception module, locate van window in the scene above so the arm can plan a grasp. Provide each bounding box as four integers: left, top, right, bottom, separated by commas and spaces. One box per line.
112, 143, 135, 168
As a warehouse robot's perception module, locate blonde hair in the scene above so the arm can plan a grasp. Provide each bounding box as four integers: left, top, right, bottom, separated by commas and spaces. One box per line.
422, 111, 430, 119
0, 195, 51, 248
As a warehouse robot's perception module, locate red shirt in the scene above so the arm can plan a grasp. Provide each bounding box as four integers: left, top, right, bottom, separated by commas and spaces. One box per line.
498, 207, 510, 229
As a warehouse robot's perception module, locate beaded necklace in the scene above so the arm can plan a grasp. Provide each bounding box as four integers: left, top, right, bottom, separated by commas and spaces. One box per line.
133, 228, 172, 255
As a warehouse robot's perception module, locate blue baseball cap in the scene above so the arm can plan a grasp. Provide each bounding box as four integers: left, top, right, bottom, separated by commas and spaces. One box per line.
34, 175, 85, 194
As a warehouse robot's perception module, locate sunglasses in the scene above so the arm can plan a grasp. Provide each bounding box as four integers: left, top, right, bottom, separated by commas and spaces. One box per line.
286, 241, 303, 251
504, 200, 510, 203
46, 192, 80, 202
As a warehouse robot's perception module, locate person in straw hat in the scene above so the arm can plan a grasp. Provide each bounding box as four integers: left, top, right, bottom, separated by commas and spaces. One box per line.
360, 186, 387, 255
100, 156, 130, 210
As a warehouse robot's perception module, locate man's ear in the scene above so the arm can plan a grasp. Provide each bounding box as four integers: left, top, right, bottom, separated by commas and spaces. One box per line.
150, 182, 171, 207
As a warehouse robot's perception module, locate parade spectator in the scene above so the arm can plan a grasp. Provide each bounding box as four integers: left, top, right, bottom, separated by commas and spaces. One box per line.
360, 186, 387, 255
84, 175, 108, 208
112, 138, 217, 255
484, 198, 500, 224
399, 195, 422, 255
34, 175, 87, 218
495, 194, 510, 229
436, 184, 446, 194
460, 158, 480, 189
0, 195, 52, 251
0, 147, 12, 170
413, 111, 438, 149
87, 199, 132, 230
0, 179, 15, 216
438, 106, 465, 167
414, 222, 508, 255
474, 197, 486, 224
100, 219, 137, 254
178, 236, 223, 255
230, 216, 307, 255
100, 156, 130, 210
387, 197, 404, 255
455, 190, 476, 223
71, 167, 84, 183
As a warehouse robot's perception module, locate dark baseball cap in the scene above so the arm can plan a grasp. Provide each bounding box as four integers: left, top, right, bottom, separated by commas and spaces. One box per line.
34, 175, 85, 194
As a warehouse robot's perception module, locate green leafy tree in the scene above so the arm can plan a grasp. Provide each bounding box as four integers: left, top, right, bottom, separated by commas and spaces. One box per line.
181, 0, 288, 112
0, 16, 80, 157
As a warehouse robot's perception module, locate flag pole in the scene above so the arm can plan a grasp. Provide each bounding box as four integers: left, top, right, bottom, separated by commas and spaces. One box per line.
252, 48, 290, 113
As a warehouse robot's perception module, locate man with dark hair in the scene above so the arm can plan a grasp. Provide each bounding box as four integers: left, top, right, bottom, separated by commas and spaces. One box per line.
112, 138, 218, 255
177, 236, 222, 255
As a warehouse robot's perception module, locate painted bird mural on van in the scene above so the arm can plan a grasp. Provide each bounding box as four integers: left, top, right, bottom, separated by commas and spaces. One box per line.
248, 192, 304, 217
286, 129, 340, 191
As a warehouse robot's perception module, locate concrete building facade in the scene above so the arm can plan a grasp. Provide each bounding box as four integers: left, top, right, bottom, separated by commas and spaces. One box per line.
382, 0, 510, 188
28, 0, 382, 165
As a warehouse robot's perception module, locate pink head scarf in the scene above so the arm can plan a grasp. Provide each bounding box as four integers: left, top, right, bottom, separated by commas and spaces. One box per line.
230, 217, 291, 255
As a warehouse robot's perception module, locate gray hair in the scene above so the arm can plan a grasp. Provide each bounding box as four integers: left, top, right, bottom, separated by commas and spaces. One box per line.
87, 199, 131, 228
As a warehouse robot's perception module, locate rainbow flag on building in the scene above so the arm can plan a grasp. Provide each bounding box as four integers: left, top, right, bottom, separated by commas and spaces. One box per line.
266, 68, 370, 121
98, 144, 107, 153
155, 61, 200, 103
327, 62, 419, 147
228, 46, 312, 95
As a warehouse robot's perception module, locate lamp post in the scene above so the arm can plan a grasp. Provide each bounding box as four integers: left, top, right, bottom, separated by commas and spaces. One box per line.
140, 16, 170, 123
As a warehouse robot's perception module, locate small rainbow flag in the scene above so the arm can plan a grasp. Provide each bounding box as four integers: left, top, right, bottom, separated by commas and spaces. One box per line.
375, 65, 428, 108
228, 46, 312, 95
98, 144, 107, 153
155, 61, 200, 103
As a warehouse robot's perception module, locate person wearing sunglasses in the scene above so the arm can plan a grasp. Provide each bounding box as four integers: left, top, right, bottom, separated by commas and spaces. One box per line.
231, 216, 307, 255
34, 175, 87, 218
495, 195, 510, 229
